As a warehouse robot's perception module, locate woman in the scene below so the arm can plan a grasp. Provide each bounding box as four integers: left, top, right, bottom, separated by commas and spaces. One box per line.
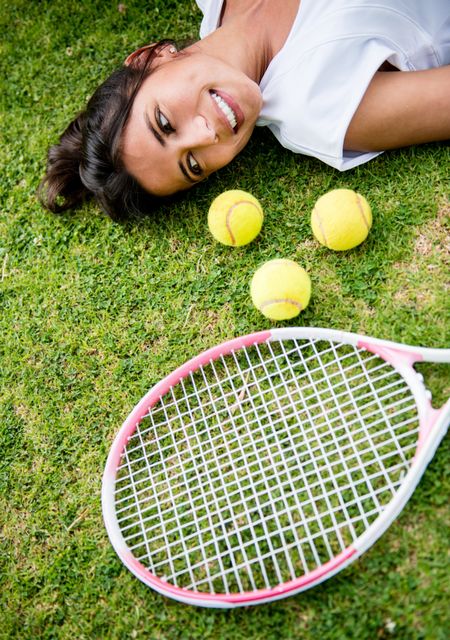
40, 0, 450, 221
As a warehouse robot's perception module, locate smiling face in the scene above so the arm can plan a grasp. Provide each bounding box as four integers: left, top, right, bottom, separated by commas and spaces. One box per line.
121, 49, 263, 196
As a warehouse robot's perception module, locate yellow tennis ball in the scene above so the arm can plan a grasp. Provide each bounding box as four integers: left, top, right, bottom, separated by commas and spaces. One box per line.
311, 188, 372, 251
250, 259, 311, 320
208, 190, 263, 246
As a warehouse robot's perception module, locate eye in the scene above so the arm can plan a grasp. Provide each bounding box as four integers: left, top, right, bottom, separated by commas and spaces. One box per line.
187, 152, 202, 176
156, 108, 174, 134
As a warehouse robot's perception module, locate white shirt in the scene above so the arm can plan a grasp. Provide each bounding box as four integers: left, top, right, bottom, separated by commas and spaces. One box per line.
196, 0, 450, 170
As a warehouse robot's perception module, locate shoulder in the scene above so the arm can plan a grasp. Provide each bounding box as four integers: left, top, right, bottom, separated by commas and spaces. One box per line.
258, 36, 398, 169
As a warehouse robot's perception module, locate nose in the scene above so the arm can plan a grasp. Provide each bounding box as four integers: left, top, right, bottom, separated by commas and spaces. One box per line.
183, 115, 218, 149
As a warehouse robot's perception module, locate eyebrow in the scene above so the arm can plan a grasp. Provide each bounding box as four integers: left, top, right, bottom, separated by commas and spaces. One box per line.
143, 111, 197, 185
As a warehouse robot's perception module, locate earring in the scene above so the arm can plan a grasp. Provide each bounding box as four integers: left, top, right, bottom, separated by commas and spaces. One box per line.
169, 46, 177, 54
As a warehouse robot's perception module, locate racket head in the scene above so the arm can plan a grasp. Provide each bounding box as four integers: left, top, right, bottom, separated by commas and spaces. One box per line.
102, 327, 449, 607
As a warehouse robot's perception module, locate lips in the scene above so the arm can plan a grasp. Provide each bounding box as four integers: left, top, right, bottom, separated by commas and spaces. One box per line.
210, 89, 244, 133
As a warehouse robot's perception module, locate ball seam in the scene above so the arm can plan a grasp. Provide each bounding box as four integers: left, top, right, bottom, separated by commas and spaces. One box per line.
226, 201, 262, 246
312, 208, 329, 247
355, 194, 371, 230
259, 298, 304, 311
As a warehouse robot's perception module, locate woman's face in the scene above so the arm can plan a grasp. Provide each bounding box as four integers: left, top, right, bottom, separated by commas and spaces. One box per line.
121, 49, 263, 196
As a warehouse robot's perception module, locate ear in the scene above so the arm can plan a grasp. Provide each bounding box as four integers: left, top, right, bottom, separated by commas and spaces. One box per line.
124, 43, 175, 69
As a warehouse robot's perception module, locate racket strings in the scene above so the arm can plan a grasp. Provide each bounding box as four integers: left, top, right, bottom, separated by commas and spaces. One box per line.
174, 369, 256, 593
199, 357, 291, 590
121, 343, 369, 441
115, 338, 419, 593
117, 355, 408, 480
123, 345, 379, 442
119, 442, 416, 553
118, 396, 414, 528
277, 340, 360, 551
220, 349, 326, 585
309, 341, 394, 523
116, 372, 415, 515
115, 387, 416, 513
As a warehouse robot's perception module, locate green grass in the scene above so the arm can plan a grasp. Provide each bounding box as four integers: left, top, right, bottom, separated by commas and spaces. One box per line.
1, 1, 449, 638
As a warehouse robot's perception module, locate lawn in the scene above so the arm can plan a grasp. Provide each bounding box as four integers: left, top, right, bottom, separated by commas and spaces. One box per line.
1, 1, 449, 639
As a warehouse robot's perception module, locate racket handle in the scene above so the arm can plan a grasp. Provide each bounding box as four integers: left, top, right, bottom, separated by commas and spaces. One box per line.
417, 347, 450, 363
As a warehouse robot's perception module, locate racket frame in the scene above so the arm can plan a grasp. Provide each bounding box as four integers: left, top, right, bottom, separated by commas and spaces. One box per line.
102, 327, 450, 607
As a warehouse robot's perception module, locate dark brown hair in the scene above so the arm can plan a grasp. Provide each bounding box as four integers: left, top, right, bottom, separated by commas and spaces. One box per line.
39, 40, 175, 221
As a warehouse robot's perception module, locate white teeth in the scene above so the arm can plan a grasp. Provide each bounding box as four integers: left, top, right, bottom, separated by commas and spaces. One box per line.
211, 92, 237, 130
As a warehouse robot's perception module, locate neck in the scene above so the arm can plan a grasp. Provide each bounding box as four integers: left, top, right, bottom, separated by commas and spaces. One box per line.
191, 0, 299, 83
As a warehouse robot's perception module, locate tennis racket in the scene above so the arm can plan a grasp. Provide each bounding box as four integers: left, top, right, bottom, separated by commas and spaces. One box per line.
102, 327, 450, 607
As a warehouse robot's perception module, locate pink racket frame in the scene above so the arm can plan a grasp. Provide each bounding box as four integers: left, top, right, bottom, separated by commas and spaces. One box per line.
102, 327, 450, 607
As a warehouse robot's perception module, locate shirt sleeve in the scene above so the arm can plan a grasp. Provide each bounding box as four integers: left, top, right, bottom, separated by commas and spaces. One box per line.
259, 36, 402, 171
195, 0, 223, 39
194, 0, 208, 12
